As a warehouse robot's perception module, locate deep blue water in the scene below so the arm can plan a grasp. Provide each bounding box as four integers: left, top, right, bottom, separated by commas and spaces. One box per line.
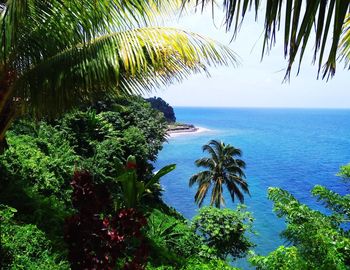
154, 107, 350, 269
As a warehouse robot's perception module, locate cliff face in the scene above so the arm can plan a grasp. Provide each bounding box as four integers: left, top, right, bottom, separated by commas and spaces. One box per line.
146, 97, 176, 123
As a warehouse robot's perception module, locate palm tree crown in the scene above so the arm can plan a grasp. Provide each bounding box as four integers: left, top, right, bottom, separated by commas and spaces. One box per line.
189, 139, 250, 208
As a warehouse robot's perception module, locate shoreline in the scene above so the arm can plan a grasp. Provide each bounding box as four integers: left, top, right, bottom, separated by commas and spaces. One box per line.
167, 125, 210, 137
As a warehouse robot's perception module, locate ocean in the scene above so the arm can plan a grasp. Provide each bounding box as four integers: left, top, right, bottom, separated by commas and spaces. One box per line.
154, 107, 350, 269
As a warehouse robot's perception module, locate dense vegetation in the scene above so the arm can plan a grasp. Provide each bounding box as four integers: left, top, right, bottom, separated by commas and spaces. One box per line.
2, 96, 349, 269
146, 97, 176, 123
1, 1, 350, 269
249, 165, 350, 269
0, 97, 246, 269
250, 184, 350, 269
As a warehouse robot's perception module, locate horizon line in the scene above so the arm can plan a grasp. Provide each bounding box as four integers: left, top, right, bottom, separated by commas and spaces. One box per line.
172, 105, 350, 110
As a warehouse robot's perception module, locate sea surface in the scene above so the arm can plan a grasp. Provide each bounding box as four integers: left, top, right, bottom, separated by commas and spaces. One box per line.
154, 107, 350, 269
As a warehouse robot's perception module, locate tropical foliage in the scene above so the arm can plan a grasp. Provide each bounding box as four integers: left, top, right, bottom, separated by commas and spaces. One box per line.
0, 0, 237, 151
192, 206, 254, 260
0, 98, 247, 269
64, 170, 148, 269
147, 97, 176, 123
117, 156, 175, 208
145, 208, 243, 269
0, 205, 69, 269
339, 163, 350, 181
0, 98, 167, 210
249, 185, 350, 269
145, 209, 204, 267
185, 0, 350, 78
146, 258, 239, 270
189, 140, 249, 208
0, 98, 169, 269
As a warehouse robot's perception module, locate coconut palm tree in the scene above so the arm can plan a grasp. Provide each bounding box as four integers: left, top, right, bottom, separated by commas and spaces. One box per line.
189, 139, 250, 208
184, 0, 350, 79
0, 0, 238, 152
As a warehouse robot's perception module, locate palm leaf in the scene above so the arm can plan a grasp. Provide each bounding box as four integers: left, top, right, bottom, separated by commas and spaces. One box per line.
195, 180, 211, 207
339, 13, 350, 69
13, 27, 238, 117
211, 177, 224, 208
195, 157, 216, 169
226, 164, 246, 178
190, 139, 249, 208
184, 0, 350, 78
228, 174, 249, 194
0, 0, 181, 61
189, 170, 212, 186
202, 141, 220, 163
226, 180, 244, 203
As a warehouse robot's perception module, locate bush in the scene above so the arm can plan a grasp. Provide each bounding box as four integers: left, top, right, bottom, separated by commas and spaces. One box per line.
192, 206, 254, 260
82, 137, 124, 184
249, 246, 308, 270
64, 171, 148, 269
249, 187, 350, 270
146, 209, 202, 259
59, 109, 117, 158
0, 205, 69, 270
181, 258, 240, 270
0, 124, 78, 203
146, 258, 239, 270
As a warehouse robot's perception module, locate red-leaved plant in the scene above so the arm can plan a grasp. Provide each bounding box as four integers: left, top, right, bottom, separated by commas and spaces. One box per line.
64, 170, 147, 270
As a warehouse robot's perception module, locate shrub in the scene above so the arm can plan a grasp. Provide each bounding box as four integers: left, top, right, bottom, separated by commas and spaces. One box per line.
192, 206, 254, 260
0, 205, 69, 270
60, 109, 117, 157
181, 258, 240, 270
146, 209, 202, 259
249, 187, 350, 269
64, 171, 148, 269
0, 124, 77, 203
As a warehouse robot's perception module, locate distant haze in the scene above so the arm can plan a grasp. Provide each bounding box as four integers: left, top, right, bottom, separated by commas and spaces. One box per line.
145, 9, 350, 109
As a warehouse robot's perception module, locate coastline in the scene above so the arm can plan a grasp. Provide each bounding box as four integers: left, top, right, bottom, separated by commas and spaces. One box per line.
167, 126, 210, 137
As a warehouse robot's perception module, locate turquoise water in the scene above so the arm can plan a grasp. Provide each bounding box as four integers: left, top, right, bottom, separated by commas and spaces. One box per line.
154, 107, 350, 269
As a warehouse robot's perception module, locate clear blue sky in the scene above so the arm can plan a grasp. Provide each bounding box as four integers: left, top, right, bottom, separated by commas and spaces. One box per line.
144, 9, 349, 108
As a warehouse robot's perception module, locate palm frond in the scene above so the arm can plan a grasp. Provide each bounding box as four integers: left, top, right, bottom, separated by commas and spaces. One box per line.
339, 13, 350, 69
227, 175, 249, 194
13, 27, 238, 118
226, 165, 246, 178
195, 157, 216, 169
0, 0, 181, 62
226, 180, 244, 204
195, 181, 211, 207
208, 139, 223, 151
202, 140, 221, 163
211, 177, 224, 208
189, 170, 212, 186
224, 145, 242, 157
233, 158, 246, 169
184, 0, 350, 79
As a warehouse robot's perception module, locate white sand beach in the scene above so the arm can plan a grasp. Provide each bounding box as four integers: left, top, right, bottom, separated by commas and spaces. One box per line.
167, 126, 210, 138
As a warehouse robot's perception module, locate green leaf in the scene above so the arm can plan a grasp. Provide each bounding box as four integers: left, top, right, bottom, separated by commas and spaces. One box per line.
145, 163, 176, 189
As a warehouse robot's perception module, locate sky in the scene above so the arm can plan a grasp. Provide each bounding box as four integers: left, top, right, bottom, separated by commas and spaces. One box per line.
144, 8, 350, 109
